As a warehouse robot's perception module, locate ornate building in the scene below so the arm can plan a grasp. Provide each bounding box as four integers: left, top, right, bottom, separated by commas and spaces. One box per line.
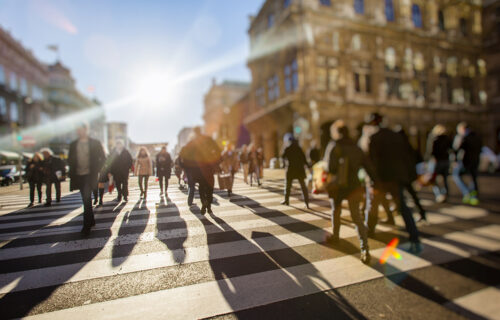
245, 0, 489, 164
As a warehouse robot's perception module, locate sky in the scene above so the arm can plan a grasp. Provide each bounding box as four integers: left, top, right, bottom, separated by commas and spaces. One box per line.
0, 0, 263, 148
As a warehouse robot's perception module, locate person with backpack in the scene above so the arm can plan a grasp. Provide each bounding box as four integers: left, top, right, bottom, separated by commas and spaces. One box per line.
281, 134, 309, 208
324, 120, 372, 264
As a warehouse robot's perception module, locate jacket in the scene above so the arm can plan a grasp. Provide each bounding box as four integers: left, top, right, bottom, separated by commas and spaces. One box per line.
42, 156, 66, 183
282, 141, 308, 180
68, 138, 105, 191
135, 156, 153, 176
457, 131, 482, 169
220, 150, 239, 174
431, 134, 452, 162
25, 160, 44, 183
110, 149, 133, 180
156, 152, 172, 177
179, 134, 221, 173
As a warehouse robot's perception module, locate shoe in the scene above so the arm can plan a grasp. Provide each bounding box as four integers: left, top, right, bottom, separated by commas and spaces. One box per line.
160, 192, 164, 196
80, 226, 91, 236
462, 194, 471, 204
258, 183, 262, 187
200, 206, 207, 215
326, 235, 340, 244
305, 202, 310, 209
409, 242, 422, 254
91, 220, 96, 227
44, 202, 51, 207
381, 218, 395, 225
114, 197, 122, 202
469, 197, 479, 206
93, 199, 98, 205
227, 190, 231, 197
360, 250, 371, 264
124, 197, 128, 202
56, 198, 61, 203
207, 206, 213, 214
280, 200, 289, 206
436, 194, 446, 203
417, 216, 427, 223
27, 203, 34, 208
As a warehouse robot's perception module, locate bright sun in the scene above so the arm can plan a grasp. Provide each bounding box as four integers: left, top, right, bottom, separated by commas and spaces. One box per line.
135, 72, 173, 107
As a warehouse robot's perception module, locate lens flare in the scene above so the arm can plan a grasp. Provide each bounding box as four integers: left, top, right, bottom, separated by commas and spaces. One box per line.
379, 238, 402, 264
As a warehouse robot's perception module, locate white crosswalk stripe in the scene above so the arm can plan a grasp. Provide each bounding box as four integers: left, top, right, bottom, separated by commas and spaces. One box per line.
0, 177, 498, 319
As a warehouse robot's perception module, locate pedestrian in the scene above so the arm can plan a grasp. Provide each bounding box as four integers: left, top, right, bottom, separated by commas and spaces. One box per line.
239, 144, 249, 184
40, 148, 66, 206
25, 152, 44, 207
109, 140, 133, 203
281, 134, 310, 208
180, 127, 221, 214
426, 124, 452, 203
324, 120, 372, 264
67, 122, 105, 236
156, 146, 172, 197
93, 144, 111, 207
257, 147, 265, 179
135, 147, 153, 200
452, 122, 482, 205
365, 113, 421, 253
308, 141, 321, 166
248, 144, 261, 187
174, 155, 185, 189
220, 143, 238, 197
179, 138, 197, 206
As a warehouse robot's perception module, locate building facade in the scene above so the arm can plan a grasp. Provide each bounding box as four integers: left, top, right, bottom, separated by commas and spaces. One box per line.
107, 122, 129, 153
245, 0, 489, 164
174, 126, 194, 156
0, 27, 49, 148
203, 79, 249, 145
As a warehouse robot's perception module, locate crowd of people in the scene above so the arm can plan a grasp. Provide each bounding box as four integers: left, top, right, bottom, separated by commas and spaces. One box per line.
21, 115, 484, 257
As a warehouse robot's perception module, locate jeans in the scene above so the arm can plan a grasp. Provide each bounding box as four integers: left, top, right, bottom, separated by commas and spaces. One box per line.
364, 184, 395, 223
158, 175, 168, 193
284, 173, 309, 205
29, 182, 42, 204
403, 183, 426, 219
138, 175, 149, 195
452, 162, 479, 197
196, 172, 214, 209
77, 174, 95, 228
115, 176, 129, 200
330, 187, 368, 251
186, 170, 195, 205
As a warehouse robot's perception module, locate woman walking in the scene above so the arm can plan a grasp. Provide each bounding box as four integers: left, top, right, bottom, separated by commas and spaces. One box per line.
248, 144, 262, 187
26, 152, 44, 207
135, 147, 153, 200
220, 143, 239, 197
156, 146, 172, 197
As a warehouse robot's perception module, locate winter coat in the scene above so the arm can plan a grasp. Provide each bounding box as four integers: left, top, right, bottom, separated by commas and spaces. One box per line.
135, 156, 153, 176
239, 150, 249, 164
179, 134, 221, 174
41, 156, 66, 183
248, 151, 262, 174
220, 150, 239, 174
430, 134, 452, 162
156, 152, 172, 177
282, 141, 308, 180
25, 160, 44, 183
456, 131, 482, 169
68, 138, 105, 191
110, 149, 133, 180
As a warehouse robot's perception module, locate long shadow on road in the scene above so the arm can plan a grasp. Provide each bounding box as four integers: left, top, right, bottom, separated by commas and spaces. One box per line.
156, 197, 187, 264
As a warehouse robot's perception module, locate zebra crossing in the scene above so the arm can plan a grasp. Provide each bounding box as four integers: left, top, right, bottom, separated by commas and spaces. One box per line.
0, 176, 499, 319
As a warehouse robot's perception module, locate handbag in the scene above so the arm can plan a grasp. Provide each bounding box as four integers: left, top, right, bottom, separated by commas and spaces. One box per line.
217, 172, 232, 190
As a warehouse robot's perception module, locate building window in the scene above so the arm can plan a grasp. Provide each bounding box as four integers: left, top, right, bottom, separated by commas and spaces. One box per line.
353, 61, 371, 94
285, 59, 299, 93
385, 0, 395, 22
438, 10, 445, 31
284, 0, 291, 8
0, 65, 4, 85
354, 0, 364, 14
412, 4, 423, 28
459, 18, 468, 36
10, 102, 18, 122
439, 73, 452, 104
319, 0, 331, 6
385, 48, 400, 98
463, 77, 475, 105
317, 56, 339, 92
20, 78, 28, 97
267, 14, 275, 28
267, 74, 280, 101
0, 97, 6, 117
9, 72, 17, 91
256, 87, 265, 107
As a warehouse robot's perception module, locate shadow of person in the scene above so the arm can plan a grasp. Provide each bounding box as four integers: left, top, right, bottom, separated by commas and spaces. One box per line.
156, 201, 187, 264
0, 196, 121, 319
111, 199, 150, 267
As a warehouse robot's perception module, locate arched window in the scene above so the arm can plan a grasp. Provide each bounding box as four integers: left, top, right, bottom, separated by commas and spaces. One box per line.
412, 4, 423, 28
354, 0, 364, 14
385, 0, 395, 22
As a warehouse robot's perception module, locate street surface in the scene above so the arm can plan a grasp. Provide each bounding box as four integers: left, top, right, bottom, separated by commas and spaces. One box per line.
0, 170, 499, 319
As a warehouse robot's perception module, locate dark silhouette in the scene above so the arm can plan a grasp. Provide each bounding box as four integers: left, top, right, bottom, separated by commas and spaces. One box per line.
109, 140, 133, 203
40, 148, 66, 206
281, 134, 309, 208
156, 145, 172, 197
25, 152, 44, 207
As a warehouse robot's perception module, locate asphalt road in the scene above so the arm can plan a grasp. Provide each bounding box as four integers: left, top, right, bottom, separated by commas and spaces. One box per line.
0, 170, 498, 319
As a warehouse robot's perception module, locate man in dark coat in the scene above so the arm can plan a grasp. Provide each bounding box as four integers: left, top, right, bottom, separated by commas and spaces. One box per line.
180, 127, 220, 214
156, 145, 172, 197
40, 148, 66, 206
365, 113, 421, 253
67, 123, 105, 236
109, 140, 133, 203
281, 133, 309, 208
452, 122, 482, 205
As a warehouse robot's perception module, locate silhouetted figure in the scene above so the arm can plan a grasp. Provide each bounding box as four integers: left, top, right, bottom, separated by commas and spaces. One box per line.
179, 127, 221, 214
248, 144, 262, 186
281, 134, 309, 208
25, 152, 44, 207
135, 147, 153, 200
308, 141, 321, 165
67, 122, 105, 236
452, 122, 482, 205
365, 113, 421, 253
239, 144, 249, 184
426, 124, 452, 203
156, 145, 172, 197
324, 120, 372, 264
220, 143, 238, 197
40, 148, 66, 206
110, 140, 133, 203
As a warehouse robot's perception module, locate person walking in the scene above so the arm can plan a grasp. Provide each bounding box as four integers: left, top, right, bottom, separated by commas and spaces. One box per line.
220, 143, 238, 197
257, 147, 265, 179
180, 127, 220, 214
40, 148, 66, 206
281, 134, 309, 208
324, 120, 372, 264
174, 155, 185, 189
156, 146, 172, 197
239, 145, 249, 184
67, 122, 105, 236
452, 122, 482, 205
365, 113, 421, 253
25, 152, 44, 207
109, 140, 133, 203
426, 124, 452, 203
135, 147, 153, 200
248, 144, 261, 187
93, 145, 111, 207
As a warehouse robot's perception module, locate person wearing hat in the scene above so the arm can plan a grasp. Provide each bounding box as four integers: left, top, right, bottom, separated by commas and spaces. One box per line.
281, 133, 310, 208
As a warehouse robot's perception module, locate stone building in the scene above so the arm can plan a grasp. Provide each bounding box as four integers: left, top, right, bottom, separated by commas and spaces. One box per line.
218, 93, 251, 148
174, 126, 194, 156
203, 79, 249, 145
245, 0, 490, 164
0, 26, 49, 145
